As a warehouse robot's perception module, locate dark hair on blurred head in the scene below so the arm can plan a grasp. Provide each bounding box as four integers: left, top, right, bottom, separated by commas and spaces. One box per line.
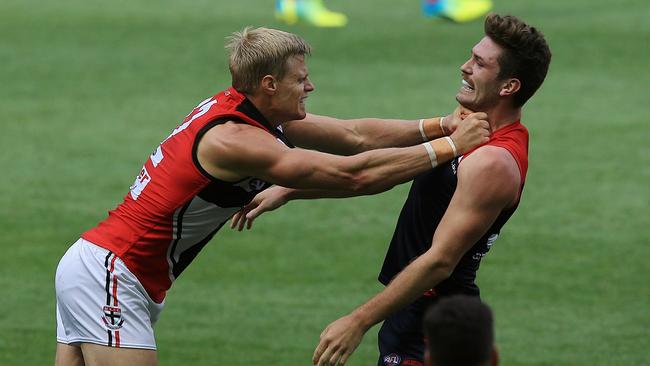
424, 295, 494, 366
484, 13, 552, 107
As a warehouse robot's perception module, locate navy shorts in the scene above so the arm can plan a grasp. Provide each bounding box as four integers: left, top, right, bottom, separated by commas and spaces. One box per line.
377, 295, 436, 366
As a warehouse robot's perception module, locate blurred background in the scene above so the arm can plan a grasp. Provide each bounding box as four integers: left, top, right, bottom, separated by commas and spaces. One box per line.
0, 0, 648, 365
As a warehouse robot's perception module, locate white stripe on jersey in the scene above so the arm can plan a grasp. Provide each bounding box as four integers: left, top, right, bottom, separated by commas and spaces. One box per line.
166, 196, 240, 282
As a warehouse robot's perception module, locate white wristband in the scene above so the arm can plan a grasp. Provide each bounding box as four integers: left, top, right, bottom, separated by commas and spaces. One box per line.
439, 116, 448, 135
418, 119, 428, 142
445, 136, 458, 157
423, 142, 437, 168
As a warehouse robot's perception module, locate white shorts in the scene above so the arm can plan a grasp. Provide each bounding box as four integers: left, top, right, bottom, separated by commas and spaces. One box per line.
55, 238, 164, 349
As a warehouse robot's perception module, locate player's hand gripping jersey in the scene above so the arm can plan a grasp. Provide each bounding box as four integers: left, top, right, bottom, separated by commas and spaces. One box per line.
83, 88, 293, 303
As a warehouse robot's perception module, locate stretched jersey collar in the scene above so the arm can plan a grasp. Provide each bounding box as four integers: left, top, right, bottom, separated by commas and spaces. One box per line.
227, 87, 294, 148
227, 87, 277, 133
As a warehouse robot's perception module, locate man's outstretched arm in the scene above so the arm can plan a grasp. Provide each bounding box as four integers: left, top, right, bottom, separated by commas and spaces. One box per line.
202, 113, 488, 196
311, 146, 521, 366
230, 113, 483, 230
281, 106, 470, 155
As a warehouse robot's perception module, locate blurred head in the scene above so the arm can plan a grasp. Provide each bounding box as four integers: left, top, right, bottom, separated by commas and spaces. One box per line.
457, 14, 551, 110
226, 27, 314, 120
423, 296, 498, 366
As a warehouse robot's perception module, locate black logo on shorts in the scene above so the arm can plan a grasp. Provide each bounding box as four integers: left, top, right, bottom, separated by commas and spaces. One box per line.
102, 305, 125, 330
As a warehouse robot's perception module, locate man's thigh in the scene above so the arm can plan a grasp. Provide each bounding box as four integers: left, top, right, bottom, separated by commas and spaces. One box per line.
55, 343, 84, 366
56, 239, 162, 349
80, 343, 158, 366
377, 296, 434, 366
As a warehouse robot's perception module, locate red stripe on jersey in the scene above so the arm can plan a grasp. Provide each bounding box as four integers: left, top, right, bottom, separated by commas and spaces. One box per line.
115, 331, 120, 348
109, 255, 117, 274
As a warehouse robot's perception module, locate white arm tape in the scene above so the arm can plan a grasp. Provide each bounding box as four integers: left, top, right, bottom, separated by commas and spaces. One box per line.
418, 119, 428, 142
444, 136, 458, 157
423, 142, 437, 168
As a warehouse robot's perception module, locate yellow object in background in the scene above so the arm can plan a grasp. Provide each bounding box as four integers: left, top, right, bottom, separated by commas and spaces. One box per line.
275, 0, 348, 28
422, 0, 493, 23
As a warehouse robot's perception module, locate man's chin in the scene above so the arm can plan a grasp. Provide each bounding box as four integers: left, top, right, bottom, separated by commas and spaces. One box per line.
455, 96, 473, 110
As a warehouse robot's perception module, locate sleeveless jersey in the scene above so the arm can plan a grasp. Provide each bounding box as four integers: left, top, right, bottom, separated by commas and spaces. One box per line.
378, 121, 529, 297
82, 87, 293, 303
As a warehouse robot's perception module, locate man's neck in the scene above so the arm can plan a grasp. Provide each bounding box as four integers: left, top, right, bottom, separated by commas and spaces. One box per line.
484, 105, 522, 132
245, 93, 283, 128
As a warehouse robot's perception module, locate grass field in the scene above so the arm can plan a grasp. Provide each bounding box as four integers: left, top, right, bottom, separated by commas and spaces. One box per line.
1, 0, 649, 365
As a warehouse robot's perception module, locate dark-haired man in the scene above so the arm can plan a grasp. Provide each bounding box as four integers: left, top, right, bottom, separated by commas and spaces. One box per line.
424, 296, 498, 366
310, 13, 551, 366
234, 13, 551, 366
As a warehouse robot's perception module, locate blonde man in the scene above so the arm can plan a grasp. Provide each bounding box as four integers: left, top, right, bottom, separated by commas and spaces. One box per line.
54, 27, 489, 366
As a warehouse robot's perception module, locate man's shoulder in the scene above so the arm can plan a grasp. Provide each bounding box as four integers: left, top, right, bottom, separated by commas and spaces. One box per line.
202, 120, 274, 146
201, 120, 288, 163
458, 145, 521, 202
462, 145, 518, 172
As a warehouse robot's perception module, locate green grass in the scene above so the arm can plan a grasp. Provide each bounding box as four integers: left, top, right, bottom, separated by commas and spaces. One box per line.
1, 0, 649, 365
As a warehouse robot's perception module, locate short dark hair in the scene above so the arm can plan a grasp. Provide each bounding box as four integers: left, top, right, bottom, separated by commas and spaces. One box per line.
424, 295, 494, 366
484, 13, 552, 107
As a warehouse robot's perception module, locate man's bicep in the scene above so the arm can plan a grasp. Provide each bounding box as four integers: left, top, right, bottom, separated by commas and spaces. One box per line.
428, 189, 504, 265
219, 138, 345, 189
202, 125, 294, 181
282, 115, 360, 154
427, 155, 517, 264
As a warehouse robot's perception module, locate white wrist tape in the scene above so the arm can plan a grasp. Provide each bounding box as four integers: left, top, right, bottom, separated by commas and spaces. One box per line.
418, 119, 428, 142
439, 116, 448, 135
445, 136, 458, 157
423, 142, 437, 168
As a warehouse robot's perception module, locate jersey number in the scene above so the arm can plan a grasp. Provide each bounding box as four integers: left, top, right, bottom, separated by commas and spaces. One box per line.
129, 97, 217, 200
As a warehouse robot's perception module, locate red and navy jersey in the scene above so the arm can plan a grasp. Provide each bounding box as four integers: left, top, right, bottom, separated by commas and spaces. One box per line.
379, 121, 529, 297
82, 87, 292, 303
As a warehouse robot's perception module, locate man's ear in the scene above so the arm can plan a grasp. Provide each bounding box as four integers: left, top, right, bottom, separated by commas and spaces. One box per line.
260, 75, 277, 95
499, 78, 520, 97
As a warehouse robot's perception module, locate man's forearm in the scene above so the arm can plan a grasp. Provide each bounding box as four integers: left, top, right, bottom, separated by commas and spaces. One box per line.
298, 137, 456, 194
283, 114, 453, 155
277, 113, 488, 192
351, 254, 451, 331
350, 116, 451, 152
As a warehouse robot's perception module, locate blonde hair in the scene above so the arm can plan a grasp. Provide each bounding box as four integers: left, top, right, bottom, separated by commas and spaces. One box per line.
226, 27, 312, 94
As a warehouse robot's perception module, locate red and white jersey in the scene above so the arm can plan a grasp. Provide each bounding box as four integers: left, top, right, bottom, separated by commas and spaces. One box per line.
82, 87, 292, 303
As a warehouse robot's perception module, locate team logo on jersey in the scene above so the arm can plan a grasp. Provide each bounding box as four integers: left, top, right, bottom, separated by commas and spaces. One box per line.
383, 353, 402, 366
472, 233, 499, 261
102, 305, 125, 330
